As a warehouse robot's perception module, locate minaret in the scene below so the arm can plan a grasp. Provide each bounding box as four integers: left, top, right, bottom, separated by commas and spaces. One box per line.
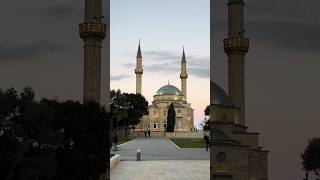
224, 0, 249, 125
79, 0, 106, 103
180, 47, 188, 101
135, 41, 143, 94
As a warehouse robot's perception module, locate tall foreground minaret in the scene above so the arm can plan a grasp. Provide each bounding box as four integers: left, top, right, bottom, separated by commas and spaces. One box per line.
224, 0, 249, 125
79, 0, 106, 103
180, 48, 188, 100
135, 41, 143, 94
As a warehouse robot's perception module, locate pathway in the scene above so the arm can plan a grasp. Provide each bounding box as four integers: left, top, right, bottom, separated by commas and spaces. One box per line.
111, 136, 210, 179
113, 136, 209, 161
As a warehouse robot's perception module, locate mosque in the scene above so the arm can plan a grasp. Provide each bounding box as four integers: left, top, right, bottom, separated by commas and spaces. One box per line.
210, 0, 269, 179
134, 43, 194, 132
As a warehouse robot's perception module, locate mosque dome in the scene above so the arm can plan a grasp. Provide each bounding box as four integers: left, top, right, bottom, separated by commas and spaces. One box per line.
211, 81, 233, 106
156, 84, 183, 96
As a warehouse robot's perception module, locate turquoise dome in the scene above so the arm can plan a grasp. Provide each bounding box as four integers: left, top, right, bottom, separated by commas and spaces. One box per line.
211, 81, 233, 106
156, 85, 183, 96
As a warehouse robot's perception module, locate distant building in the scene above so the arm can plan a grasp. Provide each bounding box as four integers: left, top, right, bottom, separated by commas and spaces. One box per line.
210, 0, 269, 179
134, 43, 194, 132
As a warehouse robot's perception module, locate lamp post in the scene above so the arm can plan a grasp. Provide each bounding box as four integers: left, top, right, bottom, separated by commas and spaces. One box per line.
303, 172, 308, 180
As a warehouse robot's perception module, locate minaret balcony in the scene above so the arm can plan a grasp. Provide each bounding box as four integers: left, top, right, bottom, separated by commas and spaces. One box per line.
228, 0, 245, 6
180, 73, 188, 79
223, 38, 249, 53
79, 22, 106, 39
135, 69, 143, 74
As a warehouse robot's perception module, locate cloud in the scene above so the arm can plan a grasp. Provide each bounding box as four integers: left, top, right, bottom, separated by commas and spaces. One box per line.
249, 22, 320, 51
122, 63, 134, 68
144, 63, 179, 73
0, 41, 67, 62
123, 50, 210, 78
189, 67, 210, 78
35, 3, 82, 21
247, 0, 320, 24
111, 74, 130, 81
212, 1, 320, 52
214, 0, 320, 23
34, 2, 108, 22
143, 50, 180, 62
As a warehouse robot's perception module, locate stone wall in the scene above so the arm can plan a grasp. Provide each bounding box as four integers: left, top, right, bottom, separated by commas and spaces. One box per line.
211, 144, 249, 180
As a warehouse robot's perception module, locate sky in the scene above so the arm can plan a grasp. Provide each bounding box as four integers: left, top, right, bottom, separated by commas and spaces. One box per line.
110, 0, 210, 129
0, 0, 319, 179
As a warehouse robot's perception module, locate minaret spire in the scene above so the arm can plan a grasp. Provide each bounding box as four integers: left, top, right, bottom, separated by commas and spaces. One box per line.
182, 46, 186, 63
80, 0, 106, 103
135, 40, 143, 94
137, 39, 142, 58
224, 0, 249, 125
180, 47, 188, 101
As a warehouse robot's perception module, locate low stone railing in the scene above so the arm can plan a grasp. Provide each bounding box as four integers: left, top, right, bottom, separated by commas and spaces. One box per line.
110, 155, 121, 170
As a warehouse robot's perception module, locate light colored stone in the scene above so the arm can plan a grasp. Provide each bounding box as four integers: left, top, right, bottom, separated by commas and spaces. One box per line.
110, 155, 121, 170
111, 160, 210, 180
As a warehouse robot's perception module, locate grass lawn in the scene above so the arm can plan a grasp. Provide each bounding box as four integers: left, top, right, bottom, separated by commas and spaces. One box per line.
169, 138, 206, 148
118, 137, 135, 145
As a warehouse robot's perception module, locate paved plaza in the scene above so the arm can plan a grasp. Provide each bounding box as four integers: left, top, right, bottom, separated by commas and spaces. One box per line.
113, 136, 209, 161
111, 136, 210, 179
111, 160, 210, 180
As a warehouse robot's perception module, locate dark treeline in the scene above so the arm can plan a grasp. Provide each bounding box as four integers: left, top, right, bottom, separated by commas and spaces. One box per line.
110, 89, 148, 137
0, 87, 109, 180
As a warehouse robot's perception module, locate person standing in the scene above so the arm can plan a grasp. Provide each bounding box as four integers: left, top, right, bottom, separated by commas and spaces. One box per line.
204, 133, 210, 151
112, 133, 118, 151
148, 130, 151, 138
144, 130, 147, 138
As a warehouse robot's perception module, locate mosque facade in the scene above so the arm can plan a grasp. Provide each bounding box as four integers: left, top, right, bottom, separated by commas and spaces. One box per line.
134, 44, 194, 132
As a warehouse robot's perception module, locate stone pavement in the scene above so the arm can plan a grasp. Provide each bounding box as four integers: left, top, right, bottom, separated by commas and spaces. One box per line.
110, 160, 210, 180
110, 136, 210, 179
113, 136, 209, 161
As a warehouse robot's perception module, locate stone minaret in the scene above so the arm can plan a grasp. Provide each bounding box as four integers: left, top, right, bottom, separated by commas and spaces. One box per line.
180, 47, 188, 101
79, 0, 106, 103
135, 41, 143, 94
224, 0, 249, 125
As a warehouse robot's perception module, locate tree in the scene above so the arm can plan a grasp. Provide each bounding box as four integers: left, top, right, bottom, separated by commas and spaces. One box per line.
202, 105, 210, 131
125, 93, 148, 130
0, 87, 58, 180
51, 101, 109, 180
0, 88, 18, 140
110, 90, 148, 137
0, 88, 18, 122
0, 87, 110, 180
302, 138, 320, 178
166, 103, 176, 132
110, 90, 129, 132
